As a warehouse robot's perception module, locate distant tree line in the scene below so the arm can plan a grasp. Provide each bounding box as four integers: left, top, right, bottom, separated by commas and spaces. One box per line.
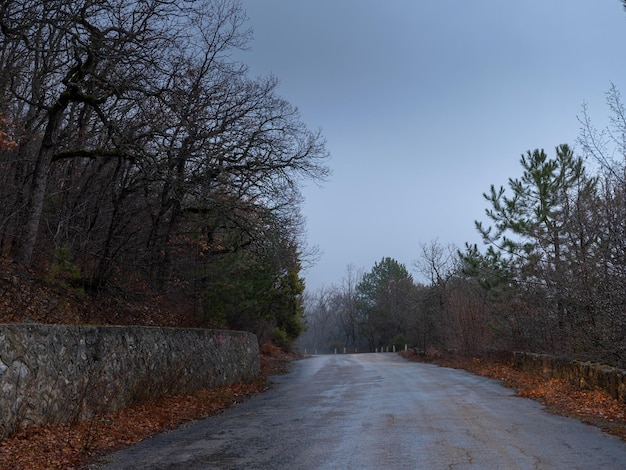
0, 0, 329, 345
300, 87, 626, 367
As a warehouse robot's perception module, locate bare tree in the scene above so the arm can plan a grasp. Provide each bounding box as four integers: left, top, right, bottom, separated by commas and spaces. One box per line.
0, 0, 330, 305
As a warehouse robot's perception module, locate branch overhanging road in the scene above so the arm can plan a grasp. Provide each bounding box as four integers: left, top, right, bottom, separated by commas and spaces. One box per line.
93, 353, 626, 469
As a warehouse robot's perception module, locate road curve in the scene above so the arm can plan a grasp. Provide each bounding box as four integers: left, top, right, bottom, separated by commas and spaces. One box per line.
93, 353, 626, 469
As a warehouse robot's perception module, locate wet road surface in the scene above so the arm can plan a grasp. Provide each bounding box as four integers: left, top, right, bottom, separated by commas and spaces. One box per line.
93, 353, 626, 469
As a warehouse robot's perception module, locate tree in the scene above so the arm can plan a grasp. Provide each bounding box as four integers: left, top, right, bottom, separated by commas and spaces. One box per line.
578, 86, 626, 185
0, 113, 14, 150
198, 205, 307, 348
414, 240, 458, 286
0, 0, 330, 341
0, 0, 193, 265
413, 240, 463, 352
334, 265, 363, 351
297, 265, 367, 353
577, 85, 626, 364
0, 0, 329, 300
355, 257, 416, 350
297, 287, 341, 354
471, 144, 598, 353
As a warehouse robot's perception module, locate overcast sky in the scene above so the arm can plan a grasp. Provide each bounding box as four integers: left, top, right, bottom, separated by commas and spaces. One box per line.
238, 0, 626, 291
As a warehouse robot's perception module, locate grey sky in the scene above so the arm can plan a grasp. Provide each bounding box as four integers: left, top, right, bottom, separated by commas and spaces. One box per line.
238, 0, 626, 291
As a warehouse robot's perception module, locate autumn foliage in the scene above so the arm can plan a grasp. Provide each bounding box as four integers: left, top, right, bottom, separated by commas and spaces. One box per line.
3, 350, 626, 469
0, 0, 324, 348
401, 351, 626, 441
0, 114, 14, 150
0, 342, 297, 470
0, 380, 267, 470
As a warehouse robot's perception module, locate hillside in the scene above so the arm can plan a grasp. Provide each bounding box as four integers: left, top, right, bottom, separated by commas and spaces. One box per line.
0, 257, 196, 327
0, 260, 293, 469
2, 260, 626, 468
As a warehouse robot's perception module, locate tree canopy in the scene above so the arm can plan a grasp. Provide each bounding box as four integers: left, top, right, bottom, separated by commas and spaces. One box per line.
0, 0, 329, 345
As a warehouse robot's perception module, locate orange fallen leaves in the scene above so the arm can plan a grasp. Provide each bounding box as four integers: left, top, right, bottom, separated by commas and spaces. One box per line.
467, 361, 626, 423
0, 379, 268, 470
0, 347, 294, 470
401, 351, 626, 441
10, 350, 626, 469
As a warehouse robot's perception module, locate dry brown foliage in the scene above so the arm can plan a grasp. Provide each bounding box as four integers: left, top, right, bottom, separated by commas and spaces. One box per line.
0, 113, 16, 150
0, 378, 269, 470
0, 254, 303, 469
2, 348, 625, 469
401, 350, 626, 441
0, 258, 196, 327
0, 343, 298, 470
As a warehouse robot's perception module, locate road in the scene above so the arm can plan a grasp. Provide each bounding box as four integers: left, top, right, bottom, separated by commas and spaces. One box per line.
92, 353, 626, 469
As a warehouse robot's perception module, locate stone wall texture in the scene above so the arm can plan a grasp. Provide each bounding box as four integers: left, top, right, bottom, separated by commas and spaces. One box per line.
0, 324, 259, 438
512, 352, 626, 404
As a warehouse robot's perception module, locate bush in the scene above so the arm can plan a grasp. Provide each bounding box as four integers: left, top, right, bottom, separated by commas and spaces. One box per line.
270, 328, 291, 351
46, 246, 84, 296
390, 334, 406, 352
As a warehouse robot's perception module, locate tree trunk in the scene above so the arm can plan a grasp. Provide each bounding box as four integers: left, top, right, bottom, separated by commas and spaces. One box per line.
15, 99, 68, 266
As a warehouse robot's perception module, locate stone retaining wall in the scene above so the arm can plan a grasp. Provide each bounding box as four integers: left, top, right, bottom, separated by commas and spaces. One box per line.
0, 324, 259, 438
511, 352, 626, 403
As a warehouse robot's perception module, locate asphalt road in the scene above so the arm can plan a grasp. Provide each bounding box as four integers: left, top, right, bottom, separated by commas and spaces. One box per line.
92, 353, 626, 469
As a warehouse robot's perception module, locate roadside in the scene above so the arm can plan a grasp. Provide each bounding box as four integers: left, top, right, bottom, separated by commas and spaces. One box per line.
400, 350, 626, 442
0, 343, 297, 470
3, 348, 626, 470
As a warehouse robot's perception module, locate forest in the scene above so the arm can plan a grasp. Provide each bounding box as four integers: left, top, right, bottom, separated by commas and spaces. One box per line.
2, 0, 626, 367
299, 102, 626, 367
0, 0, 329, 346
298, 2, 626, 365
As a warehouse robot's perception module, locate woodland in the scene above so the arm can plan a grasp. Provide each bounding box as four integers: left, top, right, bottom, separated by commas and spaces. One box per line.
296, 2, 626, 367
1, 0, 626, 368
2, 0, 626, 366
3, 0, 626, 466
297, 1, 626, 371
300, 121, 626, 367
0, 0, 329, 346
